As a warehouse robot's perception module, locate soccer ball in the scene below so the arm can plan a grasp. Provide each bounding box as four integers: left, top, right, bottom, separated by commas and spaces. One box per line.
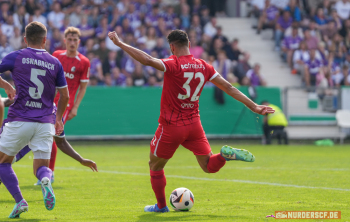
169, 187, 194, 211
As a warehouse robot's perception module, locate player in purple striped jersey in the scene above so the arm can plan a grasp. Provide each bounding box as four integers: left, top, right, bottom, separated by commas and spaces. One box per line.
0, 22, 69, 219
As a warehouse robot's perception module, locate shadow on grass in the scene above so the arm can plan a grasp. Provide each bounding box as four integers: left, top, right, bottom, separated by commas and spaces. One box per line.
137, 212, 248, 221
0, 218, 41, 222
0, 198, 44, 205
18, 185, 64, 190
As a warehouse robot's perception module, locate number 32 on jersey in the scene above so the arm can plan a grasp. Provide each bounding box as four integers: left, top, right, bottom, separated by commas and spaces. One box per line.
178, 72, 205, 102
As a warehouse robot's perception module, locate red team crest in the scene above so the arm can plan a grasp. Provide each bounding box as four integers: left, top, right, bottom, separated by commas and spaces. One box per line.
150, 54, 218, 159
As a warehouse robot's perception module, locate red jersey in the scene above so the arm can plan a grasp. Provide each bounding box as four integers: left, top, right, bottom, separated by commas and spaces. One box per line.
53, 50, 90, 109
160, 55, 219, 126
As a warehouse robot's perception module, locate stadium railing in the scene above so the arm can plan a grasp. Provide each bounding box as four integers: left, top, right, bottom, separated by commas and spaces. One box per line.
283, 86, 350, 126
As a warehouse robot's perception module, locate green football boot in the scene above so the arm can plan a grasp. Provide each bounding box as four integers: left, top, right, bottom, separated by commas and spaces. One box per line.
8, 199, 28, 218
220, 145, 255, 162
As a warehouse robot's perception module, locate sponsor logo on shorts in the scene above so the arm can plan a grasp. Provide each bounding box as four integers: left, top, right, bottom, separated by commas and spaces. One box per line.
275, 211, 341, 219
151, 136, 157, 146
181, 103, 194, 109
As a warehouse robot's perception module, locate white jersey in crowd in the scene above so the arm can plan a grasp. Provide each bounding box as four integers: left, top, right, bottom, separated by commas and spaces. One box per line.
334, 0, 350, 20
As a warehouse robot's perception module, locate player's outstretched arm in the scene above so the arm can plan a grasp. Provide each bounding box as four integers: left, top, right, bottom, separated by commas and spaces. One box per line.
68, 82, 88, 121
0, 77, 16, 100
211, 75, 275, 115
54, 137, 98, 172
108, 31, 165, 72
56, 87, 69, 135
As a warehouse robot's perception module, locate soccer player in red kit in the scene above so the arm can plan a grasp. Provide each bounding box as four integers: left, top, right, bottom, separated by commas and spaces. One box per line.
108, 30, 275, 212
47, 27, 90, 183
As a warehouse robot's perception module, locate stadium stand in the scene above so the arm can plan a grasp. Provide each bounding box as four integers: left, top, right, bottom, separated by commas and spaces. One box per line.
0, 0, 348, 141
0, 0, 253, 88
252, 0, 350, 88
247, 0, 350, 140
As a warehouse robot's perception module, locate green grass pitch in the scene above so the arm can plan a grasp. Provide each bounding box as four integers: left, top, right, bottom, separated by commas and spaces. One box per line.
0, 143, 349, 221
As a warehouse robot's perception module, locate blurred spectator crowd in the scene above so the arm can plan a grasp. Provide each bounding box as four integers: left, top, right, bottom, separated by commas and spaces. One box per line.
0, 0, 256, 88
251, 0, 350, 88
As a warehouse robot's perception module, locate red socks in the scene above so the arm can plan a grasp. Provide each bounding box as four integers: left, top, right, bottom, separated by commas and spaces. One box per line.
207, 154, 226, 173
150, 169, 167, 209
149, 155, 224, 209
49, 142, 57, 171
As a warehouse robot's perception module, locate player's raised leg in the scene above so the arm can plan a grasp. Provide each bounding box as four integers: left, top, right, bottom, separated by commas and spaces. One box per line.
184, 121, 255, 174
0, 152, 28, 218
195, 146, 255, 174
196, 152, 226, 173
196, 145, 255, 174
220, 145, 255, 162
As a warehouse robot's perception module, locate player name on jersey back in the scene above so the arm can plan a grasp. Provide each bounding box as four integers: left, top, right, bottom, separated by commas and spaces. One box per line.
21, 57, 55, 70
0, 48, 67, 124
25, 101, 43, 108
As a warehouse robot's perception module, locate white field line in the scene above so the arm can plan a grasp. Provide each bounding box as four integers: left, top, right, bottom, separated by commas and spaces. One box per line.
14, 165, 350, 192
79, 165, 350, 171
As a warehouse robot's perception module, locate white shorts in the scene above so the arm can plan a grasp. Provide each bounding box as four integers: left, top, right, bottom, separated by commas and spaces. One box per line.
0, 121, 55, 159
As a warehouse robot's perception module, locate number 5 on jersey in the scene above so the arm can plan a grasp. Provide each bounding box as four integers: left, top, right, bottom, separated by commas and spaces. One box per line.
29, 68, 46, 99
178, 72, 205, 102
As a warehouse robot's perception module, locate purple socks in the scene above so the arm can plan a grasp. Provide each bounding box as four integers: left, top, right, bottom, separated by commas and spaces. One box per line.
15, 145, 31, 162
0, 163, 23, 203
36, 166, 52, 181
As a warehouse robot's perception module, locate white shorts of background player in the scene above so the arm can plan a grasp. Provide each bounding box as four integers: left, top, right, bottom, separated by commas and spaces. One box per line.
0, 121, 54, 159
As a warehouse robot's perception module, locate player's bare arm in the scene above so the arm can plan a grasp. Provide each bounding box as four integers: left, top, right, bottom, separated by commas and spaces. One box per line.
210, 75, 275, 115
68, 81, 88, 121
54, 137, 98, 172
0, 78, 15, 126
0, 97, 14, 107
108, 31, 165, 71
0, 77, 16, 100
56, 87, 69, 135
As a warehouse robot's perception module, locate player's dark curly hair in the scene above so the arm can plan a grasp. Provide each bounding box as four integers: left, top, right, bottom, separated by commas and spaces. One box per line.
167, 30, 189, 48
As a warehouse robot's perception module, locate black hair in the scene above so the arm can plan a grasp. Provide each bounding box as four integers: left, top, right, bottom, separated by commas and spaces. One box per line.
167, 29, 189, 48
